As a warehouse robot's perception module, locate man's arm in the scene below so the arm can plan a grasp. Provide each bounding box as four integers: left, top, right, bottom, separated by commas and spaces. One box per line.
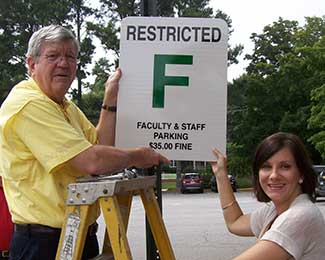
96, 68, 121, 146
69, 145, 169, 175
73, 68, 170, 175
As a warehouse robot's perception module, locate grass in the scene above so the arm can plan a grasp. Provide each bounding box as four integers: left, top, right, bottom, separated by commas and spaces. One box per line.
161, 173, 176, 179
161, 173, 177, 190
162, 182, 176, 190
160, 174, 253, 190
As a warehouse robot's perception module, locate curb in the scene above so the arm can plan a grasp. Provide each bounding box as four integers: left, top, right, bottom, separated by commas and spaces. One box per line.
161, 187, 254, 192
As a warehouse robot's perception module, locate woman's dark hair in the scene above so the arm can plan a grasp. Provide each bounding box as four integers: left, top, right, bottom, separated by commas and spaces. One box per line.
253, 132, 316, 202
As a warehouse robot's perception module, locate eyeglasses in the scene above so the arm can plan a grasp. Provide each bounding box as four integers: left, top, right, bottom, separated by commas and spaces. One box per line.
41, 54, 79, 64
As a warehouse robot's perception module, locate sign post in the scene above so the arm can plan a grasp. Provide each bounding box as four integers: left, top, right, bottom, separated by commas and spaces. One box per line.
141, 0, 157, 16
140, 3, 160, 259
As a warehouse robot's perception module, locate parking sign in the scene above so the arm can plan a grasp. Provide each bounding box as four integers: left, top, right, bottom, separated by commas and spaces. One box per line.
116, 17, 228, 161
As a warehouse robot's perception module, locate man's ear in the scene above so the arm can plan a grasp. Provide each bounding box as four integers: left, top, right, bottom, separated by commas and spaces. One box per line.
27, 56, 36, 76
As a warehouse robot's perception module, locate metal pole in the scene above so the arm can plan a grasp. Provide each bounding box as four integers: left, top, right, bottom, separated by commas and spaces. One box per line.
140, 2, 159, 258
145, 165, 162, 260
140, 0, 157, 16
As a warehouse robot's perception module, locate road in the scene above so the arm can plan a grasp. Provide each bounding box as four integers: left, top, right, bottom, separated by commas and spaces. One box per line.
96, 190, 325, 260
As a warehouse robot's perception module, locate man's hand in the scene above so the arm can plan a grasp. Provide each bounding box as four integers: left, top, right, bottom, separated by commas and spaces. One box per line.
97, 68, 122, 146
103, 68, 122, 107
70, 145, 170, 176
131, 147, 170, 169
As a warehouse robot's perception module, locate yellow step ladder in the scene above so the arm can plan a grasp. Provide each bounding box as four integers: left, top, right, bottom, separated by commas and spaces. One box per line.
55, 174, 175, 260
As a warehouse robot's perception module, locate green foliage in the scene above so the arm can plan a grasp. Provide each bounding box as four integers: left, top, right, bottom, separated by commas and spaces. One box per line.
157, 0, 176, 16
182, 165, 196, 173
79, 57, 116, 120
81, 90, 104, 125
174, 0, 213, 17
228, 16, 325, 165
161, 164, 177, 173
0, 0, 72, 104
213, 9, 244, 65
308, 84, 325, 159
235, 175, 253, 189
246, 18, 299, 75
201, 172, 212, 188
0, 0, 96, 106
66, 0, 97, 106
227, 142, 251, 177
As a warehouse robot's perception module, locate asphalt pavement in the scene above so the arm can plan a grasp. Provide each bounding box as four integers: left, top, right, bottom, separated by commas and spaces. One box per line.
96, 190, 325, 260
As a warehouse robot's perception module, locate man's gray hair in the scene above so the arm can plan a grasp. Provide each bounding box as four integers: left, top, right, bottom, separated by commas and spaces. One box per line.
27, 25, 80, 57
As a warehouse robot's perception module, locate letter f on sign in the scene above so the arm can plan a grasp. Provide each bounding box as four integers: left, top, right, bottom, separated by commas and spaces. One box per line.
153, 54, 193, 108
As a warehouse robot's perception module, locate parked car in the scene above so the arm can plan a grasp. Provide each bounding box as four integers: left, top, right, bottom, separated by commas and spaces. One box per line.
210, 175, 237, 192
180, 173, 204, 193
314, 165, 325, 198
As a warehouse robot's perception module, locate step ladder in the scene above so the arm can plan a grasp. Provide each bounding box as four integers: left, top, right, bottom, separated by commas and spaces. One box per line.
55, 173, 176, 260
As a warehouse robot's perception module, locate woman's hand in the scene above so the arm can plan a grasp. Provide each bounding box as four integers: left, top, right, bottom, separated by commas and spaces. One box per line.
210, 148, 252, 237
211, 148, 227, 177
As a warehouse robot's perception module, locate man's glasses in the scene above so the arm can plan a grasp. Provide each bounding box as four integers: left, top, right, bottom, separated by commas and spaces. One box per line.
41, 54, 79, 64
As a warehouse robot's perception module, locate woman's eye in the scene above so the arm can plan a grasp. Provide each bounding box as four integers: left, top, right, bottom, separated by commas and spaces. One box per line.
281, 164, 291, 170
261, 164, 271, 170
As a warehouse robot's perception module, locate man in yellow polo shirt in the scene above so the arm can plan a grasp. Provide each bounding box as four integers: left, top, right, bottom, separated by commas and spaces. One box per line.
0, 25, 169, 260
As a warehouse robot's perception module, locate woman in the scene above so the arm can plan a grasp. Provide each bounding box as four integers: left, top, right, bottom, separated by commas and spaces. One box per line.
211, 132, 325, 260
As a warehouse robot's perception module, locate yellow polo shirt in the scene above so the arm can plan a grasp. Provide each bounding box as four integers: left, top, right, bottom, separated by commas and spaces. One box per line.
0, 78, 99, 228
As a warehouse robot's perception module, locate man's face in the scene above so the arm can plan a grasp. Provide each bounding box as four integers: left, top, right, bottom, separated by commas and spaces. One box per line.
27, 40, 78, 103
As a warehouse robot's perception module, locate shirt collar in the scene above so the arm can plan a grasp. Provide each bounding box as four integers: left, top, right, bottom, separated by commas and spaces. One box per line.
27, 77, 70, 109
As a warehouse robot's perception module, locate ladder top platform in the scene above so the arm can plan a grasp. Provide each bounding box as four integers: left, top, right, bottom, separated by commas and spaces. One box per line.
66, 175, 156, 205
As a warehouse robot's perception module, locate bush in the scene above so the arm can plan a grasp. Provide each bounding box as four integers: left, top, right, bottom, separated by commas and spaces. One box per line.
161, 164, 176, 173
236, 175, 253, 189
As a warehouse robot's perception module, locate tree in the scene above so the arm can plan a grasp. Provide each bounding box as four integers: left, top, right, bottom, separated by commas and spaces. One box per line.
0, 0, 72, 104
174, 0, 213, 17
245, 17, 299, 75
0, 0, 97, 108
227, 16, 325, 170
82, 58, 113, 124
307, 35, 325, 160
66, 0, 96, 108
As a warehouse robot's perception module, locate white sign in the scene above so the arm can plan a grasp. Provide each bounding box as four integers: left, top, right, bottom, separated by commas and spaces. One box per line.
116, 17, 228, 161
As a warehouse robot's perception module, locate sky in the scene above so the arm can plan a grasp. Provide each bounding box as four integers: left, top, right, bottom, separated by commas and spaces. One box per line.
208, 0, 325, 81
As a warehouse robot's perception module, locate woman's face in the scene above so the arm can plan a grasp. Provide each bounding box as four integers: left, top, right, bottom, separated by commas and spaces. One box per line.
259, 147, 303, 212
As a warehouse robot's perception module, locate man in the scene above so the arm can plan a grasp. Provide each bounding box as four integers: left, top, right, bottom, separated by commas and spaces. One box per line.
0, 177, 13, 259
0, 25, 169, 260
